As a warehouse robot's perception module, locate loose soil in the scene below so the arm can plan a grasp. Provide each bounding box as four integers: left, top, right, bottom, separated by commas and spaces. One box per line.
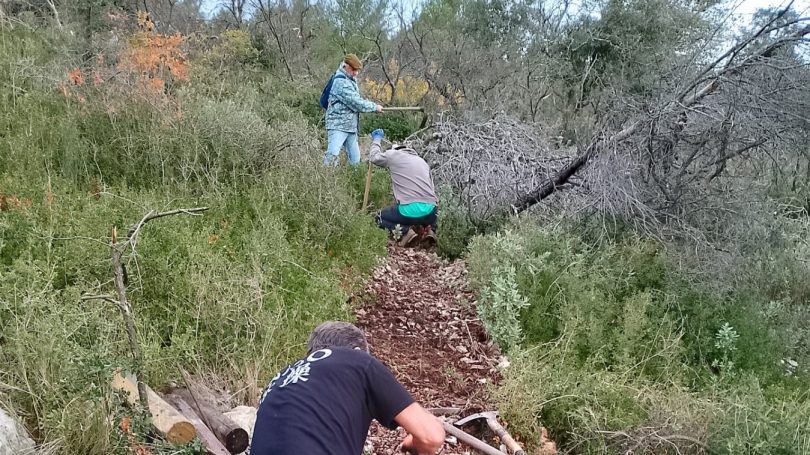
356, 245, 503, 454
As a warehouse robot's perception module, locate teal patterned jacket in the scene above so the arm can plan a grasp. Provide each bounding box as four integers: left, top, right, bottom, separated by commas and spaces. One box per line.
325, 67, 377, 133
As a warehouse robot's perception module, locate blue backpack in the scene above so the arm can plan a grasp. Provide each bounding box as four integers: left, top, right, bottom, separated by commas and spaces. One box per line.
319, 73, 346, 109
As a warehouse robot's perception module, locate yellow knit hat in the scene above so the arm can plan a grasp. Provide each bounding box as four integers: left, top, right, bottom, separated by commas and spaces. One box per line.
344, 54, 363, 70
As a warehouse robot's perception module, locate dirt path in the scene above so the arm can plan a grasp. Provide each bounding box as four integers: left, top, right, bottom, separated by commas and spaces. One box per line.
356, 245, 503, 454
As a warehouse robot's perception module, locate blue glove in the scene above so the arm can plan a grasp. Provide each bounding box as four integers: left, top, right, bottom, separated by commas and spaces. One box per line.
371, 129, 384, 141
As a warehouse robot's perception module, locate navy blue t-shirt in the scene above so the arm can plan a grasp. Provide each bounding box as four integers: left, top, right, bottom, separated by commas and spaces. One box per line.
250, 347, 415, 455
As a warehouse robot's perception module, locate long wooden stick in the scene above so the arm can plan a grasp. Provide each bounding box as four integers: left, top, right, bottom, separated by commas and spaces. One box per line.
362, 160, 373, 211
382, 106, 424, 112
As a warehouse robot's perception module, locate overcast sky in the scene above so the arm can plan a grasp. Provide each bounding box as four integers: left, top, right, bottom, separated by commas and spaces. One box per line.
200, 0, 810, 23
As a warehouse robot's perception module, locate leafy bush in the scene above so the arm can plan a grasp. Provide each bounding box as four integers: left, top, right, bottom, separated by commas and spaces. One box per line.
469, 219, 810, 453
496, 342, 714, 453
359, 111, 423, 142
435, 186, 480, 259
710, 378, 810, 454
477, 264, 529, 351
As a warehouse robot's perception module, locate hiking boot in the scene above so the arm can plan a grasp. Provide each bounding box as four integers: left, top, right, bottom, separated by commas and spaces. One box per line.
398, 228, 418, 247
420, 227, 437, 248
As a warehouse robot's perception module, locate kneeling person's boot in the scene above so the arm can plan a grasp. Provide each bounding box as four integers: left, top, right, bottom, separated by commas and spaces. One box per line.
398, 228, 418, 247
420, 226, 437, 247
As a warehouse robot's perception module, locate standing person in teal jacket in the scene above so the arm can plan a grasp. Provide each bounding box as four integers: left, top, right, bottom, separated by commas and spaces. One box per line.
324, 54, 383, 166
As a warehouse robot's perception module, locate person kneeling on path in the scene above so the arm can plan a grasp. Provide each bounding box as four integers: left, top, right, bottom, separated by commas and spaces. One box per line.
250, 321, 445, 455
324, 54, 383, 166
369, 129, 438, 247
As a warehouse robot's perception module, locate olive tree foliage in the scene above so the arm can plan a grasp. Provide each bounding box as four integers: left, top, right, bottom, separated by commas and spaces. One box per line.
567, 6, 810, 240
399, 0, 540, 111
245, 0, 389, 80
225, 0, 249, 24
1, 0, 130, 30
0, 0, 204, 41
251, 0, 322, 79
391, 0, 722, 132
329, 0, 389, 53
408, 1, 810, 246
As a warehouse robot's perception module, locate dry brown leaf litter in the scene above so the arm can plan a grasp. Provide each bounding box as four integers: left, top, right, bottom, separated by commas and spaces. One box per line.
357, 245, 504, 454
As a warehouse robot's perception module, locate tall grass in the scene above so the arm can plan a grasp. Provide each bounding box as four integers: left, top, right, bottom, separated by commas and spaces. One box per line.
0, 24, 387, 453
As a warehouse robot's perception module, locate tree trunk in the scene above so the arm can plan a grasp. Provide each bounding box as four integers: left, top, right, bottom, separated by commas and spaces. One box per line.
512, 21, 810, 213
169, 387, 249, 454
163, 394, 231, 455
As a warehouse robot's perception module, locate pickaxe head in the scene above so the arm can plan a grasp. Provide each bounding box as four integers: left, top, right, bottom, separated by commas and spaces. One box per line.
454, 410, 498, 426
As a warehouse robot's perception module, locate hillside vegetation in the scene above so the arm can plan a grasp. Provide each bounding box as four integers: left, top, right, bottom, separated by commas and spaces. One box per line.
0, 19, 389, 454
2, 1, 810, 454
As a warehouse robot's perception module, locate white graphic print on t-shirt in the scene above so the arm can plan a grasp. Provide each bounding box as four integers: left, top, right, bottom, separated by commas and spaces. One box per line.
259, 348, 333, 404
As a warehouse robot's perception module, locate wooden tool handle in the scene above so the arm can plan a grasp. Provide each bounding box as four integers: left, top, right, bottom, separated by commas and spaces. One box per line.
441, 420, 507, 455
362, 160, 373, 210
382, 106, 424, 112
486, 419, 525, 455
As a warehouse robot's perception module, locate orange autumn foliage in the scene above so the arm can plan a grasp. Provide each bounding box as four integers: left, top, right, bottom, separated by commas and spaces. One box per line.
361, 59, 463, 107
0, 193, 33, 211
119, 417, 153, 455
117, 10, 189, 95
68, 68, 85, 86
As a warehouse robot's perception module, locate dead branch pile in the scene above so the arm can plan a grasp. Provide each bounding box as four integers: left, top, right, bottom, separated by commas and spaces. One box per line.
412, 113, 571, 224
410, 16, 810, 239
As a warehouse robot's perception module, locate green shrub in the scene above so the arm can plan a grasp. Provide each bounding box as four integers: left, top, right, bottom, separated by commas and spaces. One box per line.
435, 186, 480, 259
0, 26, 388, 453
709, 378, 810, 454
496, 341, 714, 454
359, 111, 423, 142
478, 264, 529, 351
470, 219, 810, 453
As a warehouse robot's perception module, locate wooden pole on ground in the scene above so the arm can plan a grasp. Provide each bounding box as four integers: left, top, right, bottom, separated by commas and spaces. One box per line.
170, 386, 249, 455
163, 393, 230, 455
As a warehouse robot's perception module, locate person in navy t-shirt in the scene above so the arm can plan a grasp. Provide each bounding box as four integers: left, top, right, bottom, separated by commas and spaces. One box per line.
250, 321, 446, 455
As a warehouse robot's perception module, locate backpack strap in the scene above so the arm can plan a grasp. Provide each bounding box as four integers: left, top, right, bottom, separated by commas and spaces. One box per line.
328, 73, 349, 106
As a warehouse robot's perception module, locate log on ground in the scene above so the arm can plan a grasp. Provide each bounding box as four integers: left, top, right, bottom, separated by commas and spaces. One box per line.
163, 393, 231, 455
168, 387, 249, 454
111, 370, 196, 444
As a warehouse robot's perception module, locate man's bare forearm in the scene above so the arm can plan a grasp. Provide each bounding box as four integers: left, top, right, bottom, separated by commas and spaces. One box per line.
395, 403, 446, 454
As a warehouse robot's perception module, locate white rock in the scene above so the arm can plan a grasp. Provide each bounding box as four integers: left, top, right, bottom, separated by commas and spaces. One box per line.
0, 408, 35, 455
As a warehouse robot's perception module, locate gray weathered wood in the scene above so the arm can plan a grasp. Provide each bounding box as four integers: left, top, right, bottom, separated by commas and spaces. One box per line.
163, 394, 231, 455
170, 387, 249, 454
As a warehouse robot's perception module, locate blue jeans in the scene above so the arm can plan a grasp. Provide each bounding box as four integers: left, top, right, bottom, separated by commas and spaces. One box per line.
376, 205, 438, 234
323, 130, 361, 166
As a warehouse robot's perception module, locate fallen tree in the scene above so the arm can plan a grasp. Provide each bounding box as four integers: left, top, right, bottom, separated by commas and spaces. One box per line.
412, 8, 810, 239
